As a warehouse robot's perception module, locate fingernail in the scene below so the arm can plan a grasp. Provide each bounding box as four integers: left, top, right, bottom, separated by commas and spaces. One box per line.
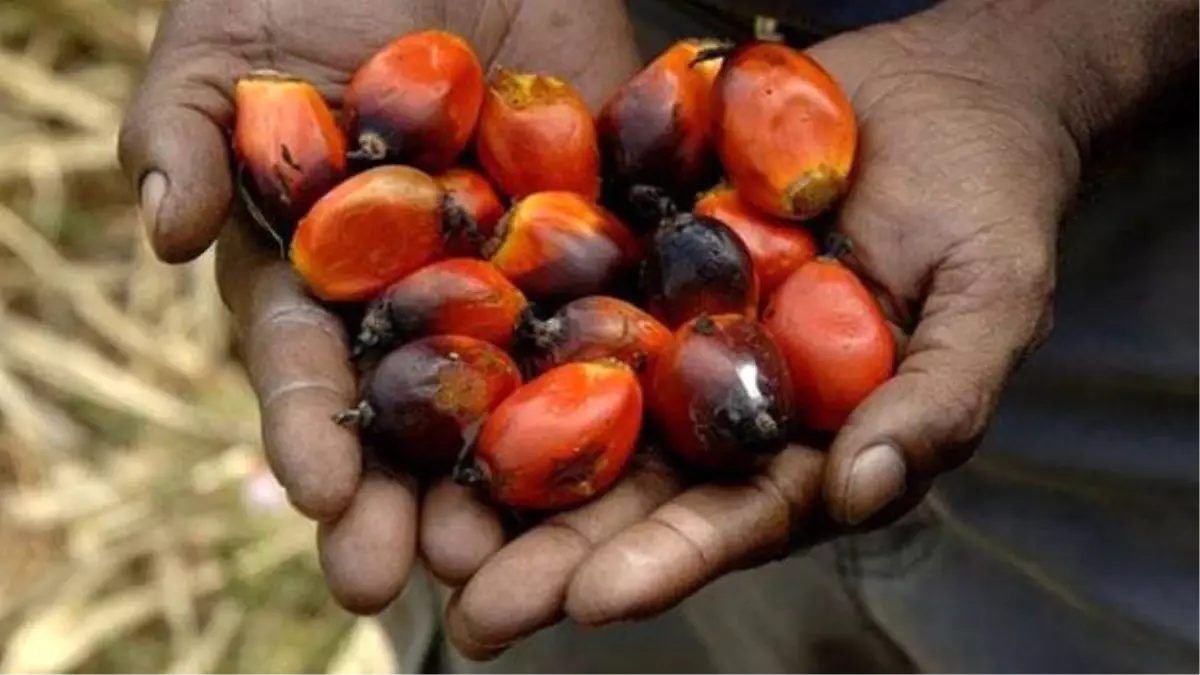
138, 171, 167, 238
841, 443, 906, 525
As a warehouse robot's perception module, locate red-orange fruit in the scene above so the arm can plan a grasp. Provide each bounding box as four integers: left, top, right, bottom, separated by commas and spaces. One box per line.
763, 257, 895, 431
710, 41, 857, 220
514, 296, 671, 386
596, 38, 724, 199
353, 258, 527, 358
694, 184, 818, 298
343, 30, 484, 173
435, 168, 505, 256
336, 335, 522, 469
232, 70, 346, 243
648, 314, 794, 474
458, 359, 643, 510
475, 67, 600, 200
484, 191, 641, 302
290, 165, 472, 302
640, 211, 759, 328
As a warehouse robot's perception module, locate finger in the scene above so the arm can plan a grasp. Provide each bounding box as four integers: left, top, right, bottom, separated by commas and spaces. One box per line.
419, 478, 507, 587
117, 3, 243, 263
318, 472, 419, 615
824, 233, 1056, 526
565, 447, 829, 627
445, 455, 682, 660
216, 222, 361, 521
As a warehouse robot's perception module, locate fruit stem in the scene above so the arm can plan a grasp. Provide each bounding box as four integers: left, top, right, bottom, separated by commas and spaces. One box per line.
333, 400, 375, 428
235, 163, 286, 258
452, 464, 487, 487
689, 43, 734, 67
443, 194, 486, 251
352, 301, 393, 361
627, 184, 678, 228
449, 419, 488, 487
741, 410, 784, 454
824, 232, 854, 261
346, 131, 388, 163
513, 305, 564, 353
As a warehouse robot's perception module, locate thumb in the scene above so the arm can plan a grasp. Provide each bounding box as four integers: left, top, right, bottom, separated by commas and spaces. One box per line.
118, 18, 241, 263
824, 228, 1056, 526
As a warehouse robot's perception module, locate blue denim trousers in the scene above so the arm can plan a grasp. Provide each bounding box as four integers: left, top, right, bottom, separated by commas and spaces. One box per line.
380, 2, 1199, 671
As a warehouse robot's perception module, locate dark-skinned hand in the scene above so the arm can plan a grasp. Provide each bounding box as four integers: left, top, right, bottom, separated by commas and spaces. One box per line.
119, 0, 1073, 659
429, 13, 1074, 658
118, 0, 641, 615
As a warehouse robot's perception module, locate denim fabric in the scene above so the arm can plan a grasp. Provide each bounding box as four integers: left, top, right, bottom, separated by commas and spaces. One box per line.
380, 2, 1199, 671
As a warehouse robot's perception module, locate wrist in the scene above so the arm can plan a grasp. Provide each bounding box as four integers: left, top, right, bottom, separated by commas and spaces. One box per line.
886, 0, 1197, 151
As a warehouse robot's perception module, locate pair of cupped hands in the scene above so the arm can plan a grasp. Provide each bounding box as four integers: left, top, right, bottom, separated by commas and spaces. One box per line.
118, 0, 1076, 659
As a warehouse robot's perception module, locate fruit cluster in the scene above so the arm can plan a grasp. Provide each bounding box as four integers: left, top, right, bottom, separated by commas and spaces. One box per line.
232, 30, 896, 512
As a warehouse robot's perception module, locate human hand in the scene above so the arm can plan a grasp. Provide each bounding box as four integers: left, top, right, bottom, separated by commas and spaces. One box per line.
117, 0, 643, 613
431, 12, 1078, 659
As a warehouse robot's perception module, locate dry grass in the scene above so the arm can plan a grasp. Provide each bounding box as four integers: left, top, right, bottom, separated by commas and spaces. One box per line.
0, 1, 395, 672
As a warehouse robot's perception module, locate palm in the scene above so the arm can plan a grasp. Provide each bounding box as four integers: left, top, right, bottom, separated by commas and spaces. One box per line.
434, 28, 1073, 659
120, 0, 642, 616
837, 69, 1068, 329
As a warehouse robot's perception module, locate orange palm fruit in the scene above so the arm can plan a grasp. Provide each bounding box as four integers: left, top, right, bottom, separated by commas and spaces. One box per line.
457, 359, 643, 511
232, 70, 346, 244
763, 257, 895, 431
513, 296, 671, 387
337, 335, 522, 470
435, 168, 505, 256
710, 41, 857, 220
640, 209, 759, 328
343, 30, 484, 173
483, 191, 640, 302
475, 67, 600, 200
596, 38, 724, 201
353, 258, 528, 358
694, 184, 818, 298
290, 165, 473, 302
648, 314, 794, 474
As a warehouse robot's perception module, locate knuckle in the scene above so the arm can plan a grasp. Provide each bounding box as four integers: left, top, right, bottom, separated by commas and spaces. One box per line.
537, 518, 595, 553
747, 474, 795, 562
259, 378, 345, 413
253, 300, 347, 346
647, 509, 713, 570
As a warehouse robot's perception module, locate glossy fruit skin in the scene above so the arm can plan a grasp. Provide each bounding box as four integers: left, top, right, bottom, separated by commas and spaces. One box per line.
640, 212, 759, 328
712, 41, 857, 220
476, 67, 600, 200
290, 165, 462, 302
435, 168, 505, 256
649, 314, 794, 474
352, 336, 522, 469
485, 192, 641, 302
514, 296, 671, 386
233, 70, 346, 242
694, 184, 818, 298
597, 39, 723, 200
354, 258, 528, 357
763, 258, 895, 431
468, 359, 643, 510
343, 30, 484, 173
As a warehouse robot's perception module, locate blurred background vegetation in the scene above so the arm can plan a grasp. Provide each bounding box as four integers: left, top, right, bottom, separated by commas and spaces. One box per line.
0, 0, 395, 671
